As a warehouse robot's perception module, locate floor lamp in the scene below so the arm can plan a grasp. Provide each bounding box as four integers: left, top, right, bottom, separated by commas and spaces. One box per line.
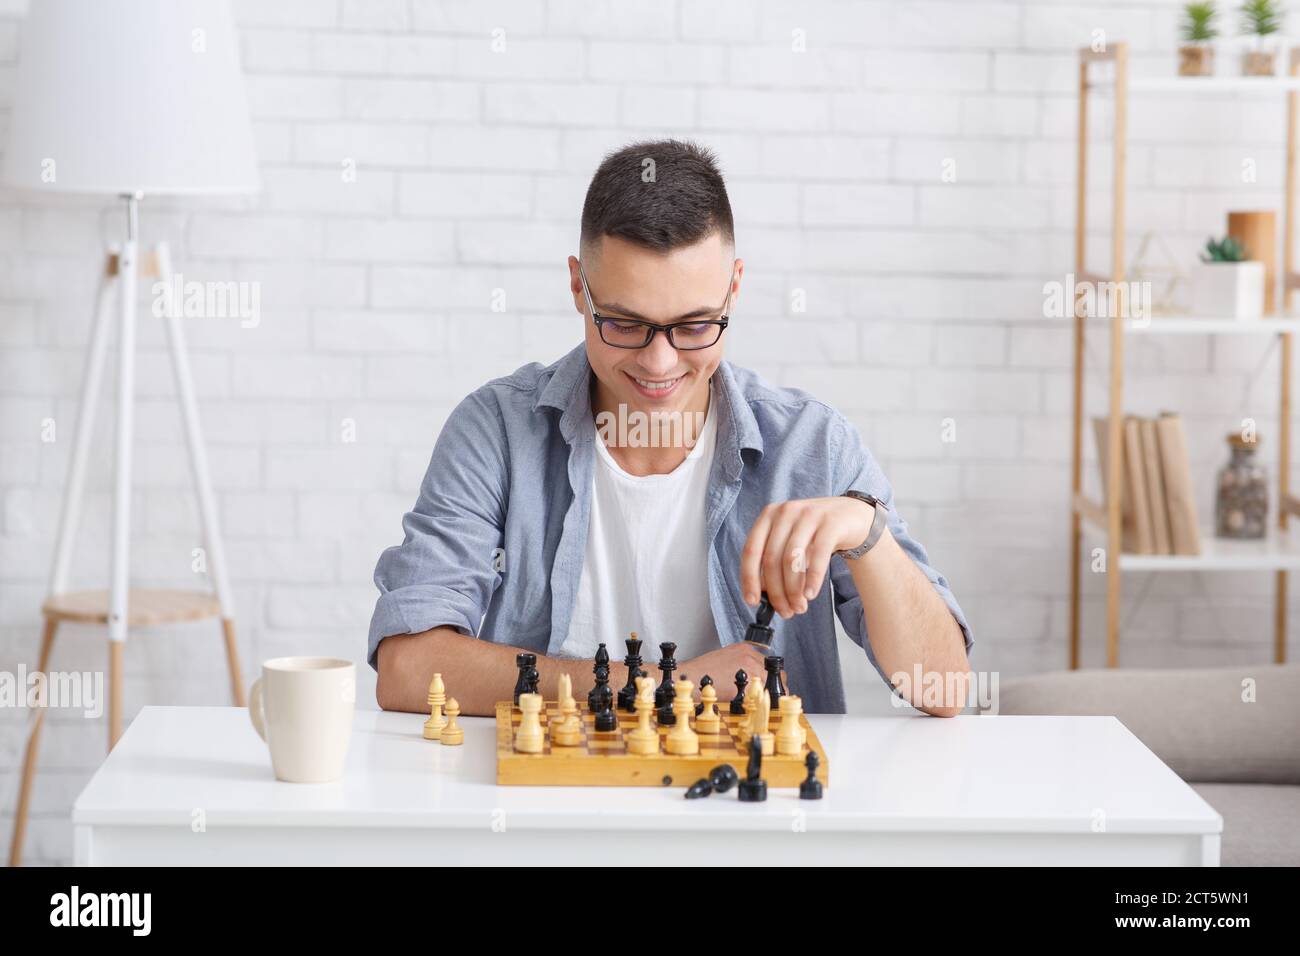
3, 0, 260, 866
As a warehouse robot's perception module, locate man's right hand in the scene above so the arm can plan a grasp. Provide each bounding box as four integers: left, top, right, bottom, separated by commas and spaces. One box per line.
679, 641, 771, 701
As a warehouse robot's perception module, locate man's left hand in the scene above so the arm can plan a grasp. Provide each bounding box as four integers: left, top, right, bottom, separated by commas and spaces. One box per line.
740, 496, 877, 619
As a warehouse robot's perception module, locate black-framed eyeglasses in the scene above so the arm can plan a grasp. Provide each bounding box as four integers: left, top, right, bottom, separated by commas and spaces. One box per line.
578, 260, 735, 351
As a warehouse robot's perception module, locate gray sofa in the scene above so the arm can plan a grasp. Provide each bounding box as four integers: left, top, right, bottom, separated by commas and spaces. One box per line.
981, 664, 1300, 866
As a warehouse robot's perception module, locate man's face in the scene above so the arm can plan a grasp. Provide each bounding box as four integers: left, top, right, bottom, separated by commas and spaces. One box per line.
569, 232, 742, 419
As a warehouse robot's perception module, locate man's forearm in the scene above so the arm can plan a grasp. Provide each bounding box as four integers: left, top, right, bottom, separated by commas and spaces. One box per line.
376, 627, 628, 717
845, 529, 971, 717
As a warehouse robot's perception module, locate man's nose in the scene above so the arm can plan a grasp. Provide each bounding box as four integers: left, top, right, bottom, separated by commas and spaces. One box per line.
638, 330, 679, 374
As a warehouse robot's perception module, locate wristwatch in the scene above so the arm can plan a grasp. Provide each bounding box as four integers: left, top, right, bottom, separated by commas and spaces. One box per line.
834, 490, 888, 560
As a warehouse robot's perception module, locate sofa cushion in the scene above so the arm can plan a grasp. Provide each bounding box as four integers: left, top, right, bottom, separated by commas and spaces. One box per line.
987, 665, 1300, 784
1191, 783, 1300, 866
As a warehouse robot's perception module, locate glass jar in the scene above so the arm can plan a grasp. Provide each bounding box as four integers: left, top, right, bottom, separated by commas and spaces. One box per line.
1215, 433, 1268, 539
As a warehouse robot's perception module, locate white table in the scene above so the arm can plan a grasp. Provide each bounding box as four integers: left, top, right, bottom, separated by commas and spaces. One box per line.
73, 706, 1222, 866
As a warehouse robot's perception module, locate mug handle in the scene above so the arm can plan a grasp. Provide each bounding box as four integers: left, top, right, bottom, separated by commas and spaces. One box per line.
248, 677, 266, 741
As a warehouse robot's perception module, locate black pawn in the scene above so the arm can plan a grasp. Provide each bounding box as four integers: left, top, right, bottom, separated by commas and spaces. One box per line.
695, 674, 714, 716
745, 592, 776, 645
589, 661, 611, 712
513, 653, 537, 705
799, 751, 824, 800
684, 778, 713, 799
654, 642, 677, 709
709, 764, 739, 794
737, 736, 767, 802
592, 665, 617, 731
730, 669, 749, 715
764, 655, 787, 712
617, 634, 644, 712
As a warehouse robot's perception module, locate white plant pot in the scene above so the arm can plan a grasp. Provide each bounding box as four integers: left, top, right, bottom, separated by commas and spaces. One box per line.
1191, 260, 1265, 320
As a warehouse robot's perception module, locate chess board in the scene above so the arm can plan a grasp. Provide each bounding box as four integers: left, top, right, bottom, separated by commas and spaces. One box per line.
494, 699, 829, 788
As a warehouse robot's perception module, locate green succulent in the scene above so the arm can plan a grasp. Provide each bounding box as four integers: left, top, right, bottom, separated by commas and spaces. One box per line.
1182, 2, 1219, 41
1240, 0, 1284, 36
1203, 236, 1247, 261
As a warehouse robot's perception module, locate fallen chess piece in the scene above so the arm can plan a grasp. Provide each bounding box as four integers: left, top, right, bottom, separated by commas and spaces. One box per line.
709, 764, 738, 794
684, 778, 713, 799
440, 698, 463, 746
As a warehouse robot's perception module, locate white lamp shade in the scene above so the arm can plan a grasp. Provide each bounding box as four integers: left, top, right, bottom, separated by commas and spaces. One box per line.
2, 0, 259, 195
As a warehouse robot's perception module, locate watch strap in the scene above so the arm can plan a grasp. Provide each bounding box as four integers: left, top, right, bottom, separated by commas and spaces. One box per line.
835, 490, 887, 560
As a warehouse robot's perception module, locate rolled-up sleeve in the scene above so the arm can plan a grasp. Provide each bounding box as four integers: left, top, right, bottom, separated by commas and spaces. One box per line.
367, 388, 509, 670
827, 415, 973, 687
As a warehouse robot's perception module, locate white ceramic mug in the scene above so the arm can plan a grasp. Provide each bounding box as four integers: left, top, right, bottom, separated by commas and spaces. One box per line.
248, 657, 356, 783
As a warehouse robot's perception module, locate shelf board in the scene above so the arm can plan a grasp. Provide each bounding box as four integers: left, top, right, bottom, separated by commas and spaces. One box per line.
1123, 316, 1300, 335
1083, 523, 1300, 571
1091, 76, 1300, 94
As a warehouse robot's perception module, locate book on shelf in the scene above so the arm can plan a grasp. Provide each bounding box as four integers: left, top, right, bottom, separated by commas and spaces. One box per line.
1156, 412, 1202, 556
1092, 412, 1201, 556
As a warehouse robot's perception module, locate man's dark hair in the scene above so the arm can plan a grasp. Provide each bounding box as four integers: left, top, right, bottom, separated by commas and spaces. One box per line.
580, 139, 734, 256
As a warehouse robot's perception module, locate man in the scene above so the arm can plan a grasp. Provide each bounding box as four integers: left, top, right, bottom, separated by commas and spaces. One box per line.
370, 139, 972, 718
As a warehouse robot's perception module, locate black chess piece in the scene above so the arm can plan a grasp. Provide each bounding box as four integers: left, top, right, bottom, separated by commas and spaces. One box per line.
589, 662, 611, 712
799, 751, 823, 800
654, 642, 677, 709
730, 669, 749, 715
524, 666, 540, 697
592, 665, 617, 732
684, 778, 713, 799
764, 655, 787, 711
709, 764, 739, 794
617, 634, 644, 712
745, 593, 775, 645
695, 674, 714, 716
737, 736, 767, 802
513, 653, 537, 705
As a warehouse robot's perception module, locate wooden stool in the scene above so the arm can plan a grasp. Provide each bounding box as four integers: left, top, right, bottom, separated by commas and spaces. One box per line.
9, 591, 244, 867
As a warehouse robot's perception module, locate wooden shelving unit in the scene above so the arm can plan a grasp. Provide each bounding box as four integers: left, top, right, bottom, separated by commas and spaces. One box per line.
1070, 42, 1298, 668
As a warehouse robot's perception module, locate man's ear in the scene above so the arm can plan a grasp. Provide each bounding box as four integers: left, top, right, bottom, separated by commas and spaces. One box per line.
730, 256, 745, 305
567, 255, 586, 316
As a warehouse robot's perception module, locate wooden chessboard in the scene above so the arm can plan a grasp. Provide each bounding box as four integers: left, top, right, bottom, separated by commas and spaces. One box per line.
494, 699, 829, 788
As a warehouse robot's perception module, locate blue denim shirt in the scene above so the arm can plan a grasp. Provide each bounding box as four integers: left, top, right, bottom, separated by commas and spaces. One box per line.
368, 343, 972, 713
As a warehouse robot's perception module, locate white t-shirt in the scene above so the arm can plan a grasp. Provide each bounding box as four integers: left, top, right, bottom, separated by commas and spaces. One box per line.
559, 395, 720, 668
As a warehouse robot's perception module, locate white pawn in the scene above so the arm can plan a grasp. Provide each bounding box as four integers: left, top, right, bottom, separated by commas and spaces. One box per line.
696, 682, 721, 734
440, 698, 464, 746
776, 695, 803, 755
515, 692, 544, 753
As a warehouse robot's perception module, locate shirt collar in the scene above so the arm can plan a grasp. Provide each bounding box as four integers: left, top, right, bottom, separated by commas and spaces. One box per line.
536, 342, 764, 478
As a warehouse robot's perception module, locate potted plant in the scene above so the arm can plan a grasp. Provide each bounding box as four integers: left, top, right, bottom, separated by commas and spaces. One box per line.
1240, 0, 1284, 75
1180, 2, 1219, 75
1192, 236, 1265, 318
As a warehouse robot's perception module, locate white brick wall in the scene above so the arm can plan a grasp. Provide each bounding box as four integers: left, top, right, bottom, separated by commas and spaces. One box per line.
1, 0, 1294, 863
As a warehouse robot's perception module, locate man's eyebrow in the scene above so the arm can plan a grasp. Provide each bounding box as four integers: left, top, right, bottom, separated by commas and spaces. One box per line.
595, 301, 720, 323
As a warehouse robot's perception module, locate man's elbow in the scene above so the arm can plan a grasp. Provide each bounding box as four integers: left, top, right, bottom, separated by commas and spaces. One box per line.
374, 638, 408, 712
